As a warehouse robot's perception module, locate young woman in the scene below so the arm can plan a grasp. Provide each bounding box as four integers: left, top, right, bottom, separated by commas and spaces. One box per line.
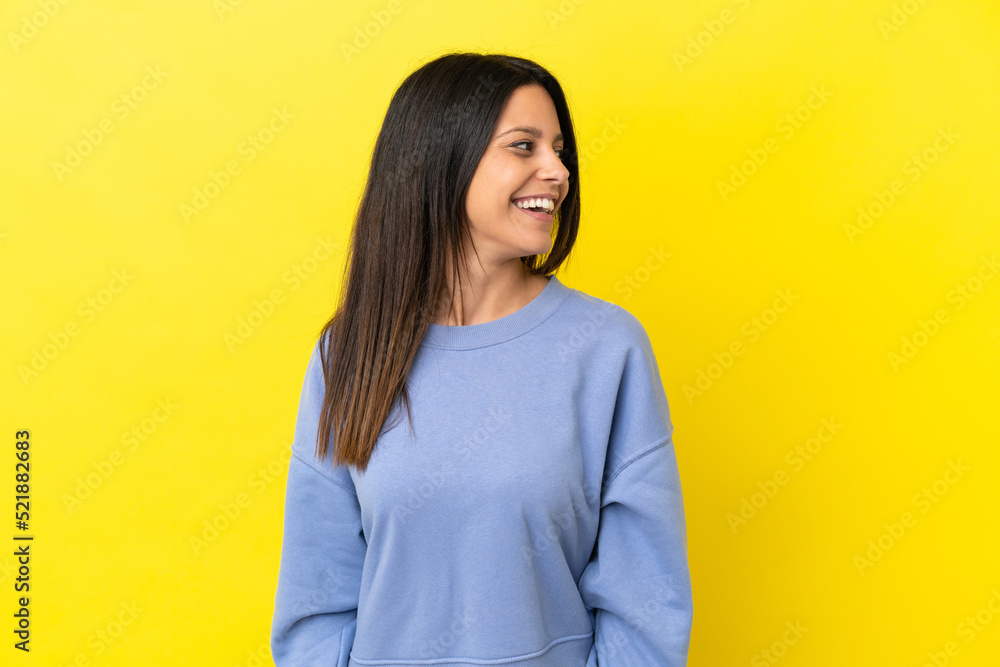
270, 52, 693, 666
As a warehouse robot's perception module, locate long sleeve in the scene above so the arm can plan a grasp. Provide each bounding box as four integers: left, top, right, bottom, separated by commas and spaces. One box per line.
578, 318, 694, 666
271, 340, 368, 666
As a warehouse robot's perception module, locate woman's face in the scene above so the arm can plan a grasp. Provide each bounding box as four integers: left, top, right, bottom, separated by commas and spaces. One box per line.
463, 84, 571, 265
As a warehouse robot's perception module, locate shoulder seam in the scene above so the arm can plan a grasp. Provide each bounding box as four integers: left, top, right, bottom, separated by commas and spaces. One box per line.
291, 450, 358, 497
604, 434, 673, 488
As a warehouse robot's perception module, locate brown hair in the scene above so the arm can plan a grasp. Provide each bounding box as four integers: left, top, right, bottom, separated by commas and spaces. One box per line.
314, 52, 581, 473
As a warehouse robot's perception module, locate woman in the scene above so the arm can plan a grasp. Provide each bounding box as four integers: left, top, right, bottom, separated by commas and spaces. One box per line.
270, 52, 693, 666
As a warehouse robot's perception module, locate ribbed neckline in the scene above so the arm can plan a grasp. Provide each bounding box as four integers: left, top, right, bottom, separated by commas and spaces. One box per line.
421, 274, 572, 350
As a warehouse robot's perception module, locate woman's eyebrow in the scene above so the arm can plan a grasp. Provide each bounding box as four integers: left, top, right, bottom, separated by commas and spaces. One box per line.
496, 126, 564, 142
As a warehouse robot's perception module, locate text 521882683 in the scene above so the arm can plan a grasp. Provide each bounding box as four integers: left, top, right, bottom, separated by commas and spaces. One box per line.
14, 429, 32, 652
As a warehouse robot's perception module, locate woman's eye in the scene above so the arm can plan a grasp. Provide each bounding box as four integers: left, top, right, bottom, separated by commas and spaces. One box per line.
512, 141, 567, 158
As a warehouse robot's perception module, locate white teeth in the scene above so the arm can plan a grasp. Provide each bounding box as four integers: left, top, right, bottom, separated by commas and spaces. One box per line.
514, 198, 555, 212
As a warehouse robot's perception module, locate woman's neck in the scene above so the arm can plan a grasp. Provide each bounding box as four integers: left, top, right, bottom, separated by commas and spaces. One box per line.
430, 264, 547, 327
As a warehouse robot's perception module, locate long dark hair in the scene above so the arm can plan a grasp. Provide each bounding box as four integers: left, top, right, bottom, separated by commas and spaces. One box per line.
314, 52, 581, 473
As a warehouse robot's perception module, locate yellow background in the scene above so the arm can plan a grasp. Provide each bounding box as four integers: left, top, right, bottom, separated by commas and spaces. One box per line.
2, 0, 999, 665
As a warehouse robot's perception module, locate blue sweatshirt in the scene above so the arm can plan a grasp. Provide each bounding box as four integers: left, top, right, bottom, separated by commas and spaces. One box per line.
270, 274, 693, 666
